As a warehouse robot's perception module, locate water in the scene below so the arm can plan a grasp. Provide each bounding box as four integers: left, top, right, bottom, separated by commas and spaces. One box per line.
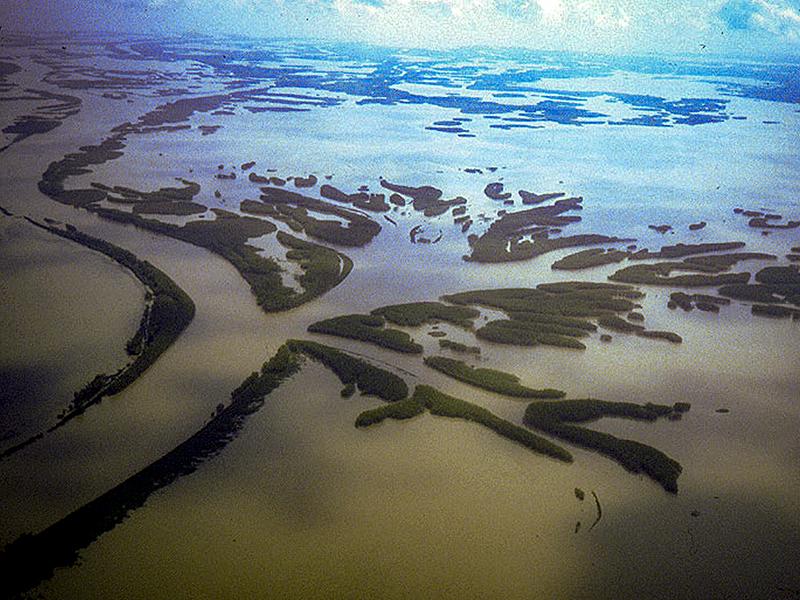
1, 34, 798, 599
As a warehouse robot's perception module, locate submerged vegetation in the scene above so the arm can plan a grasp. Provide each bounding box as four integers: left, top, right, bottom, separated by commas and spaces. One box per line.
424, 356, 565, 398
524, 399, 688, 493
308, 314, 423, 353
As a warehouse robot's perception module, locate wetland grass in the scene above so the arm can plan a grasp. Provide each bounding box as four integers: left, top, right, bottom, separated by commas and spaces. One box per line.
423, 356, 565, 398
356, 385, 572, 462
308, 314, 423, 354
524, 399, 688, 492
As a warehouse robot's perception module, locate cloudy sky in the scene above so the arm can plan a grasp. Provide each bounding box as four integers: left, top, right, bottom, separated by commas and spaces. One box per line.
3, 0, 800, 56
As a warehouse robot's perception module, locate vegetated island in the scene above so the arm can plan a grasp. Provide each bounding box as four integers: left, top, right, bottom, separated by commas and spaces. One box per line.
423, 355, 565, 398
442, 282, 680, 348
319, 183, 389, 212
595, 315, 683, 343
245, 186, 382, 246
551, 248, 628, 270
627, 242, 749, 260
307, 314, 424, 354
463, 196, 632, 263
608, 251, 775, 287
90, 178, 206, 215
356, 385, 572, 462
718, 265, 800, 319
524, 399, 690, 493
90, 207, 351, 311
36, 101, 355, 313
668, 292, 731, 313
379, 179, 467, 218
484, 182, 512, 201
1, 218, 196, 459
438, 339, 481, 354
732, 208, 800, 230
286, 339, 409, 401
370, 301, 479, 328
0, 344, 302, 597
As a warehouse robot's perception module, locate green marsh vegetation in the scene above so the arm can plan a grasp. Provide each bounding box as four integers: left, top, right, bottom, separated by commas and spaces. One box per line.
476, 319, 589, 348
277, 232, 353, 305
718, 265, 800, 316
91, 178, 206, 216
596, 315, 644, 333
609, 263, 751, 287
253, 187, 382, 246
443, 283, 644, 319
90, 206, 351, 312
7, 219, 196, 446
378, 178, 466, 217
356, 385, 572, 462
443, 283, 682, 346
320, 184, 389, 212
0, 344, 302, 598
551, 248, 628, 270
438, 339, 481, 354
463, 196, 630, 263
596, 315, 682, 343
307, 314, 423, 354
524, 399, 689, 493
354, 395, 426, 428
628, 242, 747, 260
423, 356, 565, 398
611, 250, 775, 286
286, 340, 409, 401
371, 301, 479, 328
750, 304, 800, 318
668, 292, 730, 312
518, 190, 565, 205
36, 125, 357, 313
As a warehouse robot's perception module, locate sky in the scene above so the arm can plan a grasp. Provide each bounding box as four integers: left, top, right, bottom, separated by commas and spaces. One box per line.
2, 0, 800, 56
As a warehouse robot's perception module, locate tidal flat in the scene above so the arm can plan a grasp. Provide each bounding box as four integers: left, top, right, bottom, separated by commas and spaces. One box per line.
1, 33, 799, 600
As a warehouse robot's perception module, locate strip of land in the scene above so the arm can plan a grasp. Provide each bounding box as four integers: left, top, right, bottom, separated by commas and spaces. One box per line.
1, 219, 196, 459
524, 399, 689, 493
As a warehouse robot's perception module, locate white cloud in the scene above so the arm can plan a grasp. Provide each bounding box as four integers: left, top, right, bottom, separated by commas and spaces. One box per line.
65, 0, 800, 54
536, 0, 564, 21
